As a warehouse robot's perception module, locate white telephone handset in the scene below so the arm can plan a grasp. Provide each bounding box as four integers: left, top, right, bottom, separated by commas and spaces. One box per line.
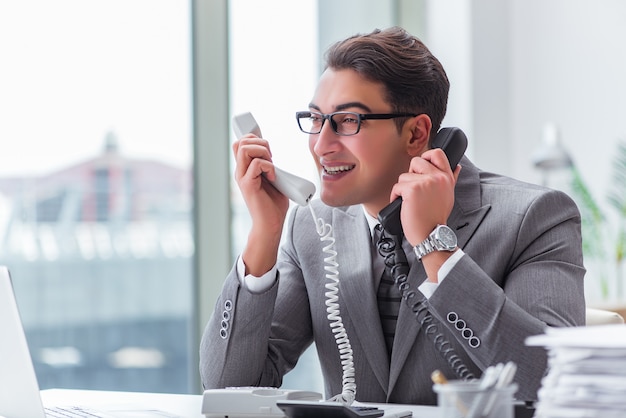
233, 112, 316, 206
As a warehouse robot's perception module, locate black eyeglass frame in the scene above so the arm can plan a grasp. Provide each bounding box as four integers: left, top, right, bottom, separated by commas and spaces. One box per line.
295, 111, 418, 136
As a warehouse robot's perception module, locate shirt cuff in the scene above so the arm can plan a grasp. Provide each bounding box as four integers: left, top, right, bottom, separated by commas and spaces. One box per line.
418, 249, 465, 299
236, 255, 278, 294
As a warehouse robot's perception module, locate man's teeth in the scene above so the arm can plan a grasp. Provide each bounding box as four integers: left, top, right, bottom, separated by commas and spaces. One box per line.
324, 165, 354, 174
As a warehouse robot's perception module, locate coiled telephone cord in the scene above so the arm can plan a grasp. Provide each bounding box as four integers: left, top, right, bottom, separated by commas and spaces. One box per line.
375, 226, 476, 381
308, 204, 357, 404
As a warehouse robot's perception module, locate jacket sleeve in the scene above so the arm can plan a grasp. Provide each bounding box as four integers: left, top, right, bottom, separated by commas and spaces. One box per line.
199, 208, 314, 390
427, 188, 586, 401
199, 265, 279, 388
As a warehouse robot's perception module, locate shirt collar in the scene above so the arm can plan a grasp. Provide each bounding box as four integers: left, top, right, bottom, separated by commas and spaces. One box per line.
362, 205, 379, 238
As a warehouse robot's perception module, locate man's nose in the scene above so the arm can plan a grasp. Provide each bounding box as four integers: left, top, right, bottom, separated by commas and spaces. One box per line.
313, 120, 341, 155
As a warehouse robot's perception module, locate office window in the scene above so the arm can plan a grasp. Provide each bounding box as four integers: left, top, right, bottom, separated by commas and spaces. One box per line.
0, 1, 194, 393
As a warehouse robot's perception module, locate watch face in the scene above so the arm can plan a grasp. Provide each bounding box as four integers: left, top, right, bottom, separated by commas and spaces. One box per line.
436, 225, 457, 249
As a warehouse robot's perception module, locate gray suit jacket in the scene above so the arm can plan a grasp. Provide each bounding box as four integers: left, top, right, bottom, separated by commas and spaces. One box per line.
200, 157, 585, 405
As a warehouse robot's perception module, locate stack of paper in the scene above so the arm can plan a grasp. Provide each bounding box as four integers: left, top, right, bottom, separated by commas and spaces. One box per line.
526, 324, 626, 418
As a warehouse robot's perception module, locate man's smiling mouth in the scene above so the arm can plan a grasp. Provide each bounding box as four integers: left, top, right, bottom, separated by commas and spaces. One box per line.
323, 165, 356, 175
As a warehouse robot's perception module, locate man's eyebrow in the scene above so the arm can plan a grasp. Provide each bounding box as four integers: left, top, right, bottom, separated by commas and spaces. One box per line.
335, 102, 372, 113
308, 102, 373, 113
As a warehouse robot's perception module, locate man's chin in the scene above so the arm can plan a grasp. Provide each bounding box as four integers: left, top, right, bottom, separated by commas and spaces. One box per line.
320, 193, 356, 208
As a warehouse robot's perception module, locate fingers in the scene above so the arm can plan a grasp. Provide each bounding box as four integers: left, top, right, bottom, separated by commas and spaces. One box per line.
452, 163, 462, 182
233, 135, 274, 181
396, 150, 456, 193
410, 148, 453, 175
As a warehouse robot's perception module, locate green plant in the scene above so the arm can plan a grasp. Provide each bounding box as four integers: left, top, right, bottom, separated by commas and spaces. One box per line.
570, 138, 626, 301
607, 139, 626, 299
570, 165, 609, 298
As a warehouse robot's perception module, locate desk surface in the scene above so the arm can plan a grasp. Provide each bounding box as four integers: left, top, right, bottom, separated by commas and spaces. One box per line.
41, 389, 205, 417
41, 389, 439, 418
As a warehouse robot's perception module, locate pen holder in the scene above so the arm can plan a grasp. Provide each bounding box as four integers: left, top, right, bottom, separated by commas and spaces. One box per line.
433, 381, 518, 418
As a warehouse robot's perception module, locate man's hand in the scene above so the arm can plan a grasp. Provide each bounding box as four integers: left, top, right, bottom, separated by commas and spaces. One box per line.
233, 135, 289, 276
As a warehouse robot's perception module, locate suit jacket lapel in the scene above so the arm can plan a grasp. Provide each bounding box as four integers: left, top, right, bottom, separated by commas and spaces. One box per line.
330, 206, 390, 393
448, 157, 491, 249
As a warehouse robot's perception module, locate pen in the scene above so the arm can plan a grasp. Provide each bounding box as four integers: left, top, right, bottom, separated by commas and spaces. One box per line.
430, 369, 449, 386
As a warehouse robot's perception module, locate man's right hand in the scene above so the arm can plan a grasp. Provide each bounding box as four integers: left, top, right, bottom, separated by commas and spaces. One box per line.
232, 135, 289, 276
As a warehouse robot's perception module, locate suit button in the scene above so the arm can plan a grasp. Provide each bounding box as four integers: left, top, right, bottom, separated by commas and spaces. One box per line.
220, 299, 233, 339
447, 311, 480, 349
469, 336, 480, 348
447, 312, 458, 323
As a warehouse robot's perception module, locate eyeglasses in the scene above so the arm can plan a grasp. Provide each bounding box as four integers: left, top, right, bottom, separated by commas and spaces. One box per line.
295, 111, 418, 136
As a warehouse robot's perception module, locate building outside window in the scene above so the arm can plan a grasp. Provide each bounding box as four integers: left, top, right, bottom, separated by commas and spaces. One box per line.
0, 0, 194, 393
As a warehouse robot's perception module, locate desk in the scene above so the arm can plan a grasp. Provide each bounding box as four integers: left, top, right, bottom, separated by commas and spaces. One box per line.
40, 389, 439, 418
41, 389, 205, 418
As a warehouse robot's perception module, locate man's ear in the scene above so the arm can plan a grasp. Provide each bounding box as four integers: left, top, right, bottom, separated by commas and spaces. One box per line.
405, 114, 432, 157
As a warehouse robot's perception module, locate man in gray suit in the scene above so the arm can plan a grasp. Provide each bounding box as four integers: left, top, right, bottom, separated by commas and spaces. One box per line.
200, 26, 585, 405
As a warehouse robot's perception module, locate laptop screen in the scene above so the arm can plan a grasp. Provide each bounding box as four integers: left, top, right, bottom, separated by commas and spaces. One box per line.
0, 265, 47, 418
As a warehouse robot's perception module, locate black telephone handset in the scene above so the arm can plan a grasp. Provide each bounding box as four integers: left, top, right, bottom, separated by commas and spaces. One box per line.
377, 127, 469, 235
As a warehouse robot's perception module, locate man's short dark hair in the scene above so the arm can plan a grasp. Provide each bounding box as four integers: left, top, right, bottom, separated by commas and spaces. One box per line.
324, 26, 450, 139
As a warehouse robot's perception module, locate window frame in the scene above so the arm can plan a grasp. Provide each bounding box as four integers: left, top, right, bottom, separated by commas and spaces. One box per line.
190, 0, 232, 392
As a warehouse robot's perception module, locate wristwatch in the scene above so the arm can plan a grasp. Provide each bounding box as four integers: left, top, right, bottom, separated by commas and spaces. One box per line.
413, 224, 457, 261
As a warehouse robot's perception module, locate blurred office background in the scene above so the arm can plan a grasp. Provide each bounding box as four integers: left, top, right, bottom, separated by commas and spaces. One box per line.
0, 0, 625, 395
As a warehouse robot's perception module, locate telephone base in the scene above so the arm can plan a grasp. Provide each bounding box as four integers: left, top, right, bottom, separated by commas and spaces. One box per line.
201, 387, 323, 418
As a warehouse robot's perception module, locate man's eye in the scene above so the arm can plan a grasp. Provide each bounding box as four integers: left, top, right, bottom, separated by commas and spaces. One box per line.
340, 116, 359, 124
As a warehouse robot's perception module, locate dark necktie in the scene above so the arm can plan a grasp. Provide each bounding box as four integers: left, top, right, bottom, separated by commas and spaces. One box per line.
374, 224, 408, 355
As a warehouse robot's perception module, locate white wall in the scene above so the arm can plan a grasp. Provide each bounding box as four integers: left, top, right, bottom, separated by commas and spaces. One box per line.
425, 0, 475, 154
509, 1, 626, 191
